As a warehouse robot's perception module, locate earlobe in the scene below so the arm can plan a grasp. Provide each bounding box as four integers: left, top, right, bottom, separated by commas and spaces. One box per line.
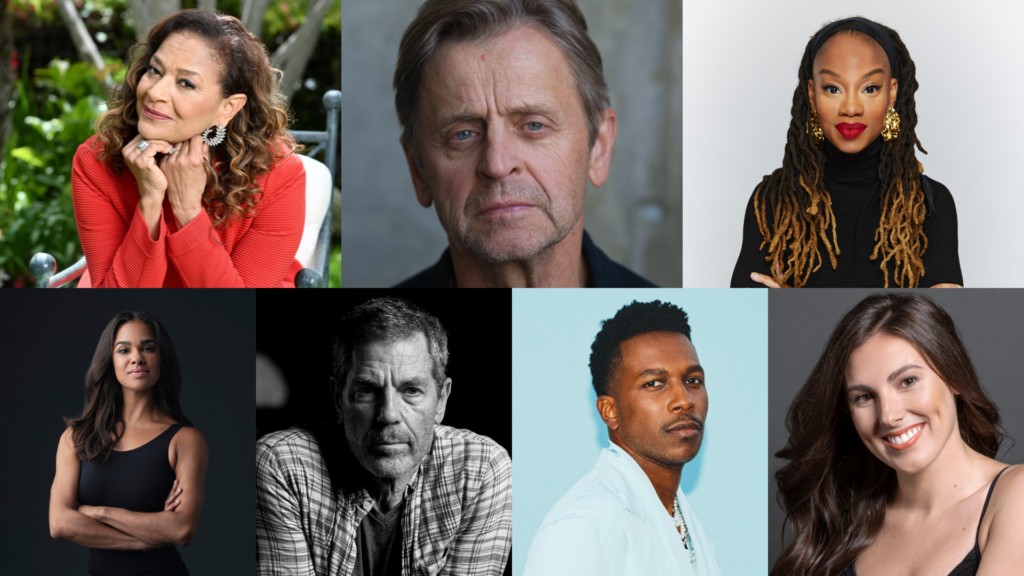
596, 395, 619, 430
807, 79, 816, 113
434, 378, 452, 425
402, 140, 434, 208
588, 108, 617, 187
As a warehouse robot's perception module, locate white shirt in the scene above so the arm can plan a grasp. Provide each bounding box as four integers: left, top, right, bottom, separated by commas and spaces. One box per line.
523, 444, 721, 576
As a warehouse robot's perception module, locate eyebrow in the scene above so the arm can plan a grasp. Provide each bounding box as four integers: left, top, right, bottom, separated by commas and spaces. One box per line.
636, 364, 704, 379
350, 376, 433, 388
819, 68, 884, 81
152, 55, 202, 79
887, 363, 922, 383
847, 364, 923, 395
437, 105, 557, 130
115, 340, 156, 347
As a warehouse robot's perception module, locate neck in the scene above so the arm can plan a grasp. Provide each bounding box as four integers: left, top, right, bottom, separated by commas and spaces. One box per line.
120, 387, 159, 427
610, 435, 682, 515
892, 428, 990, 513
448, 220, 589, 288
361, 467, 416, 514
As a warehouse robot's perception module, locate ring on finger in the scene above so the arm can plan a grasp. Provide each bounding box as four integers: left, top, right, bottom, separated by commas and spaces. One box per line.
137, 140, 150, 152
168, 147, 179, 154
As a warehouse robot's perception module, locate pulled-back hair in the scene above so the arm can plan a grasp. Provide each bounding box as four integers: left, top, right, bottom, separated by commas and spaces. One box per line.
92, 8, 300, 238
65, 311, 192, 462
755, 18, 928, 287
332, 298, 449, 394
394, 0, 610, 163
772, 293, 1004, 576
589, 300, 692, 397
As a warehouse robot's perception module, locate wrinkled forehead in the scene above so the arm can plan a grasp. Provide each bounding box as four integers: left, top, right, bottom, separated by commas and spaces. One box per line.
348, 333, 434, 381
418, 25, 577, 119
813, 30, 891, 78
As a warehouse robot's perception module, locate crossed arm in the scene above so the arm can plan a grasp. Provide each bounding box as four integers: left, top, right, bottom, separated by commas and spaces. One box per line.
48, 426, 209, 549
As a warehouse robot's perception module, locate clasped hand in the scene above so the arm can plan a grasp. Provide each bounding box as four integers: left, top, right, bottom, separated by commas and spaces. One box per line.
122, 134, 210, 229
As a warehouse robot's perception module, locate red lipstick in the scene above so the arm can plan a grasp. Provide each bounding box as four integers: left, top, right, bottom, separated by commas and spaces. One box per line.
836, 122, 866, 140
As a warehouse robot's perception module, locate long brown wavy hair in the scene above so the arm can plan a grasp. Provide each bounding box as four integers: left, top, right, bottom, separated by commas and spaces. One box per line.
772, 293, 1005, 576
755, 19, 928, 287
91, 8, 301, 236
64, 311, 193, 462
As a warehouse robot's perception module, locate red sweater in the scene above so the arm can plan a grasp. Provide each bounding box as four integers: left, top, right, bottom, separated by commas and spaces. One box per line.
72, 134, 306, 287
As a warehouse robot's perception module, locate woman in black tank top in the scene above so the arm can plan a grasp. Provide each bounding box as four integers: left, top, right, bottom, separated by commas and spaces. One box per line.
48, 311, 209, 576
771, 294, 1024, 576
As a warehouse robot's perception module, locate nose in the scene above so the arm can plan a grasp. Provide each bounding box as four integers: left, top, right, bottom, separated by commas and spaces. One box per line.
839, 90, 863, 117
477, 123, 523, 181
146, 72, 171, 104
376, 386, 401, 425
877, 390, 905, 429
669, 380, 696, 413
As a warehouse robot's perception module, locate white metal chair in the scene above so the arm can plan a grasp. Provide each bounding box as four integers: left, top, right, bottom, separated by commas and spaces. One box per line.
30, 90, 340, 288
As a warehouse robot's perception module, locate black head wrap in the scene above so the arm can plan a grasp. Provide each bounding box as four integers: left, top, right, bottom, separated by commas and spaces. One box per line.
807, 17, 900, 79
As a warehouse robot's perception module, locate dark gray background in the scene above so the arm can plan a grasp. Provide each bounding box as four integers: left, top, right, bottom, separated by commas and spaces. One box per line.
0, 290, 256, 575
768, 289, 1024, 568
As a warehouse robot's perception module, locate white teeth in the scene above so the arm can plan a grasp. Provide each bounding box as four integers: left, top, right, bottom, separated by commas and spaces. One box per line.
887, 425, 922, 445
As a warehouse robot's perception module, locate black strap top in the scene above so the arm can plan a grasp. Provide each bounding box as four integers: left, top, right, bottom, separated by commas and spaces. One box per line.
844, 466, 1011, 576
78, 422, 187, 576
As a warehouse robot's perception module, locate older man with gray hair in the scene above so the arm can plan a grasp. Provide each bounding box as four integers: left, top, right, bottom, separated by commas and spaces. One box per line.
256, 297, 512, 575
392, 0, 656, 288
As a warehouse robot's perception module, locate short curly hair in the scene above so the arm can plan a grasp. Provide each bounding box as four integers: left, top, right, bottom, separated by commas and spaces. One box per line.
589, 300, 692, 397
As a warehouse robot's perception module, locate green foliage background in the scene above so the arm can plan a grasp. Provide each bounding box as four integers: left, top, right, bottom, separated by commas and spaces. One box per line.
2, 0, 340, 287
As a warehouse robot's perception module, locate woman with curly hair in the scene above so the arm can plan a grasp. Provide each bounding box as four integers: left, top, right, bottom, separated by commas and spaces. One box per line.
49, 311, 208, 576
71, 8, 305, 287
731, 17, 963, 288
772, 294, 1024, 576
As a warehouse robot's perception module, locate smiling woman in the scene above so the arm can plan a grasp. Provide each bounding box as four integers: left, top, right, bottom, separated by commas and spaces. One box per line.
70, 8, 307, 287
731, 17, 963, 288
772, 293, 1024, 576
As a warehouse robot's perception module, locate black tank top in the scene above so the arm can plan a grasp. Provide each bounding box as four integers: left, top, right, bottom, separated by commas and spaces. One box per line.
844, 466, 1011, 576
78, 423, 190, 576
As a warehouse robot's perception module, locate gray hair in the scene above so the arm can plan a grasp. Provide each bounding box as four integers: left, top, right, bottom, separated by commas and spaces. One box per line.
332, 297, 449, 391
393, 0, 610, 165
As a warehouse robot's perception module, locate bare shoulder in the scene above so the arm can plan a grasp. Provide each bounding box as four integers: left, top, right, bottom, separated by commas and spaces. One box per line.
172, 426, 209, 455
57, 426, 75, 453
991, 463, 1024, 508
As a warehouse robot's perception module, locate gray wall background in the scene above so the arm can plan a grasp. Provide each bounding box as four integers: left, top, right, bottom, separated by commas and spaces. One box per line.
342, 0, 682, 287
768, 289, 1024, 568
684, 0, 1024, 287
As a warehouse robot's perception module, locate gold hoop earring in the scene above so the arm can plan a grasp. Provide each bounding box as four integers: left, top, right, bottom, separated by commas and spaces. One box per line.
882, 107, 900, 142
806, 109, 823, 146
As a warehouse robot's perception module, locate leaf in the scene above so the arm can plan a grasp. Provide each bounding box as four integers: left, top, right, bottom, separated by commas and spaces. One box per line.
10, 147, 46, 168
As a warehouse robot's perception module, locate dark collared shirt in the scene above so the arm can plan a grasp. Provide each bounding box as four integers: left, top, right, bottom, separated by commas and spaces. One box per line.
255, 423, 512, 576
393, 230, 657, 287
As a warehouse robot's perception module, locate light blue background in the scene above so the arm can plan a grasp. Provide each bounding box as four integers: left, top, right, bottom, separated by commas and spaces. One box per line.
512, 289, 768, 575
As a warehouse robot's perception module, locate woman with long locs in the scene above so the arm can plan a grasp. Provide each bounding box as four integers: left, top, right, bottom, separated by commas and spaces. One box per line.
731, 17, 963, 288
49, 312, 208, 576
772, 294, 1024, 576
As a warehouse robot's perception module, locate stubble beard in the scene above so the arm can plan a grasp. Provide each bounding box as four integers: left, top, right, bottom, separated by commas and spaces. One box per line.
442, 177, 586, 263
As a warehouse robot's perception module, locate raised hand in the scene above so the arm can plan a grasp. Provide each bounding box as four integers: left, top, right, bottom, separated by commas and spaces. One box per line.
160, 135, 210, 229
122, 134, 175, 205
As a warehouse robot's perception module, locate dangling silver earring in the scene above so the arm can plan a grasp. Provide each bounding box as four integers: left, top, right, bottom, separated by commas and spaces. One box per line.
202, 123, 226, 146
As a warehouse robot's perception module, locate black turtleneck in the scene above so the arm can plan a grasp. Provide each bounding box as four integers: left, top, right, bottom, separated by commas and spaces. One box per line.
730, 136, 962, 287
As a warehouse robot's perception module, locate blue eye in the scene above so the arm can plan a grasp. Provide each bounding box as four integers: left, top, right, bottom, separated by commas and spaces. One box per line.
525, 122, 543, 131
454, 130, 473, 141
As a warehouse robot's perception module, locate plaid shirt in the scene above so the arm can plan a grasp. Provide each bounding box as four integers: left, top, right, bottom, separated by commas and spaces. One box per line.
256, 423, 512, 576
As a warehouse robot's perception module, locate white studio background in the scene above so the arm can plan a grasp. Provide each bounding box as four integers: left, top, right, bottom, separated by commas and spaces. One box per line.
683, 0, 1024, 287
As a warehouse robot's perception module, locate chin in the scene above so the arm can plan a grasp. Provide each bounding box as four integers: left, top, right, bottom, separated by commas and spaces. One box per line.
455, 226, 564, 263
362, 456, 414, 479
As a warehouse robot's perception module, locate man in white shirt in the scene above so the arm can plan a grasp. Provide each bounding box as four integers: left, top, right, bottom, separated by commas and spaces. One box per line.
524, 300, 722, 576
